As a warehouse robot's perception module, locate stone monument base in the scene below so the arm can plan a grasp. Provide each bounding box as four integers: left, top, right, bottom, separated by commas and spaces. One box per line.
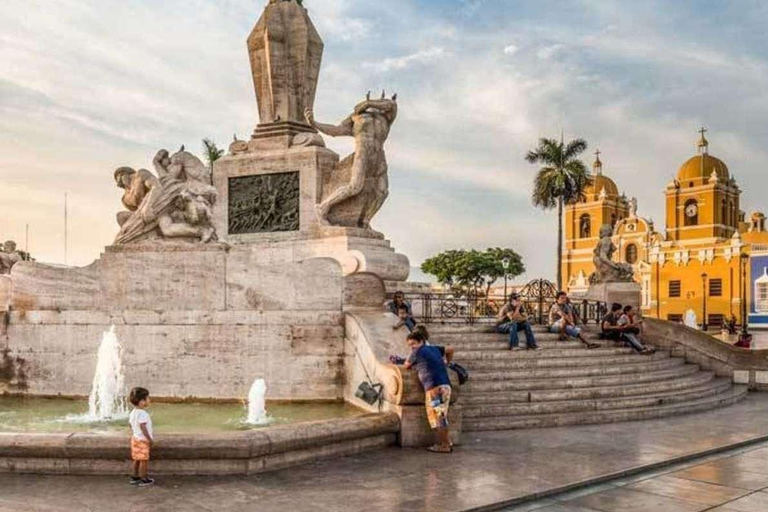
584, 282, 642, 310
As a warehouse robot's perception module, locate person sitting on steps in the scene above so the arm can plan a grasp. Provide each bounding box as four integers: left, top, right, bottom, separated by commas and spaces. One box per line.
549, 291, 599, 349
495, 293, 540, 351
388, 291, 416, 332
601, 303, 654, 355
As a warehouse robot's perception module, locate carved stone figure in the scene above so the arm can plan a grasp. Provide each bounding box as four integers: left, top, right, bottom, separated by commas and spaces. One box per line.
589, 224, 634, 284
305, 92, 398, 228
114, 147, 217, 245
0, 241, 24, 274
629, 197, 638, 218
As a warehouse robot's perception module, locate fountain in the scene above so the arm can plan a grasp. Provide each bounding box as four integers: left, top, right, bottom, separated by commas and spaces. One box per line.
86, 326, 126, 421
246, 378, 270, 425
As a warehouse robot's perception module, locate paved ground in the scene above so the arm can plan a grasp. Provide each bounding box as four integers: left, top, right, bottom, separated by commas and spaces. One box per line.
2, 394, 768, 512
503, 441, 768, 511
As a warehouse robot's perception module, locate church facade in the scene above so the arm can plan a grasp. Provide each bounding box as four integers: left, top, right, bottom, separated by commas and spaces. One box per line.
563, 131, 768, 329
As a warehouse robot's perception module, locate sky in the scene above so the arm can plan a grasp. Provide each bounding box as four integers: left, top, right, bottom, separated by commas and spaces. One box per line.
2, 0, 768, 282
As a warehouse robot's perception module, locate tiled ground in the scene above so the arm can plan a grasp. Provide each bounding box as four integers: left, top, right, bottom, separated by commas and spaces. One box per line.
504, 442, 768, 512
3, 394, 768, 512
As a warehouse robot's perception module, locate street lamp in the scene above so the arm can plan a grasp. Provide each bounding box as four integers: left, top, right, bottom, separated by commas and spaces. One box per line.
502, 257, 511, 300
701, 272, 708, 332
740, 252, 750, 336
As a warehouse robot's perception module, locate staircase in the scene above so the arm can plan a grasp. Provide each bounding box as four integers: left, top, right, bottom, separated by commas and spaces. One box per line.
429, 323, 748, 431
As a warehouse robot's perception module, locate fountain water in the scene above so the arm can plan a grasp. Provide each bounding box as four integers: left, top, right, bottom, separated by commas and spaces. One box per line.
86, 326, 127, 421
246, 378, 270, 425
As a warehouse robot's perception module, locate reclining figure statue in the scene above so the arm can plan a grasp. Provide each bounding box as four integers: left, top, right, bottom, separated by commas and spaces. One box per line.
589, 224, 635, 284
113, 147, 217, 245
305, 91, 398, 229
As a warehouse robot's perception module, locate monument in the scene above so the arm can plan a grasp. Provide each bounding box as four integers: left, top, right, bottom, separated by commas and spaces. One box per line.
585, 224, 642, 309
212, 0, 409, 281
0, 0, 411, 406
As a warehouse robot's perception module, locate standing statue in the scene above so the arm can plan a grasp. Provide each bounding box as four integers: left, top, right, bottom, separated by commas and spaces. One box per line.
589, 224, 634, 284
629, 197, 638, 218
113, 147, 217, 245
0, 240, 25, 274
304, 92, 398, 228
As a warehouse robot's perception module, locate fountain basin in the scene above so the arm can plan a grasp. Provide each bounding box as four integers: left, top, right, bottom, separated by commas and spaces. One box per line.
0, 408, 399, 476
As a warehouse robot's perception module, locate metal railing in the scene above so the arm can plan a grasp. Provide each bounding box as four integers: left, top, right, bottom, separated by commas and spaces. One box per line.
390, 279, 606, 326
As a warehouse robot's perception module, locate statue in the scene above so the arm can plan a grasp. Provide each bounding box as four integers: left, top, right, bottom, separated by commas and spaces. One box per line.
589, 224, 634, 284
113, 147, 217, 245
305, 91, 398, 228
0, 240, 25, 275
629, 197, 638, 218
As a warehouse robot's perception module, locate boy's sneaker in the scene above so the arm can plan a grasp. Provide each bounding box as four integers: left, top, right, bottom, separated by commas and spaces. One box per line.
129, 477, 141, 485
138, 478, 155, 487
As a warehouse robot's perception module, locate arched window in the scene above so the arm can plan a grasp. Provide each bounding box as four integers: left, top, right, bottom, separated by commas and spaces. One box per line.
721, 200, 728, 226
611, 213, 617, 227
625, 244, 638, 264
730, 201, 736, 226
579, 214, 591, 238
684, 199, 698, 226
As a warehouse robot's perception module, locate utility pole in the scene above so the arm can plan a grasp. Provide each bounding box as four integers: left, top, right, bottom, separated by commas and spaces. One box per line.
64, 193, 68, 265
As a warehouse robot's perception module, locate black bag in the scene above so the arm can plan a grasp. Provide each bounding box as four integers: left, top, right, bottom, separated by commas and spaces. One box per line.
448, 362, 469, 385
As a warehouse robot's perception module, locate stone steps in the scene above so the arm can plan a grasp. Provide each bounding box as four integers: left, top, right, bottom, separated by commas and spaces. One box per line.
463, 364, 701, 393
464, 352, 670, 371
463, 370, 718, 405
423, 324, 745, 432
462, 350, 669, 372
468, 357, 684, 381
457, 346, 635, 361
462, 386, 748, 431
463, 378, 733, 418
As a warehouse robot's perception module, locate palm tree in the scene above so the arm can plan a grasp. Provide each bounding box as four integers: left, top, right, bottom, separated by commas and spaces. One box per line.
202, 139, 225, 169
527, 137, 590, 290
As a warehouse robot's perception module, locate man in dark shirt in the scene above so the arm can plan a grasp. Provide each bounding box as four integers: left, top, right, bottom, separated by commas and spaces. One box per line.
388, 291, 416, 331
601, 303, 653, 354
496, 293, 539, 350
403, 331, 455, 453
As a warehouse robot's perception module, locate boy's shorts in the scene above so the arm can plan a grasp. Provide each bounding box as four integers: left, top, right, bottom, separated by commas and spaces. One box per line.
425, 385, 451, 429
131, 438, 151, 462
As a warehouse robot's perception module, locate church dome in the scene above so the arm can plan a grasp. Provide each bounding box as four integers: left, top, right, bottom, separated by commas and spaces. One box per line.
584, 174, 619, 198
677, 154, 729, 182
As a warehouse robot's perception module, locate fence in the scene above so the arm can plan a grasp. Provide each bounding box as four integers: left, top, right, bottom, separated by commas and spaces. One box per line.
392, 279, 607, 325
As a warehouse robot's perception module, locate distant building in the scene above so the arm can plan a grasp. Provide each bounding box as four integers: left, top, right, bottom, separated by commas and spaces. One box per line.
562, 130, 768, 329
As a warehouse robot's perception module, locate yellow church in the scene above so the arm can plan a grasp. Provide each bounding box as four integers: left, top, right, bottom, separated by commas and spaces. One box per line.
563, 130, 768, 329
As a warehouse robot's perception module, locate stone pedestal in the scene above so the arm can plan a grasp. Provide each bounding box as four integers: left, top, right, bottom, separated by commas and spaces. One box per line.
212, 147, 409, 282
585, 282, 642, 310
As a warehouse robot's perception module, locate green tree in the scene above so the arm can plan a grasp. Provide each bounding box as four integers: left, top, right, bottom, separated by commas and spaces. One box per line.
202, 139, 225, 169
526, 137, 589, 290
421, 248, 525, 296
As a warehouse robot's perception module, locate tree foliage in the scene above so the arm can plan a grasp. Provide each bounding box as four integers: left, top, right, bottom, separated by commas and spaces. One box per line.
421, 248, 525, 296
526, 136, 589, 289
202, 138, 225, 168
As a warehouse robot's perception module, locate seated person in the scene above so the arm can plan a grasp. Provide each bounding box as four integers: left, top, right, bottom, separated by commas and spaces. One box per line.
549, 292, 599, 349
388, 291, 416, 332
601, 303, 654, 355
495, 293, 539, 350
394, 304, 417, 332
403, 331, 455, 454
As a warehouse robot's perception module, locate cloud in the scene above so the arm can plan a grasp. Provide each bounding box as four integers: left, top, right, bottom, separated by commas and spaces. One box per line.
503, 44, 519, 55
536, 43, 564, 60
365, 47, 448, 73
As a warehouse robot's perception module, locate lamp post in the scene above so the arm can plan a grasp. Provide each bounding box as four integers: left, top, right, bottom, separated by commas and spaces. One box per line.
502, 257, 511, 300
701, 272, 708, 332
740, 252, 749, 336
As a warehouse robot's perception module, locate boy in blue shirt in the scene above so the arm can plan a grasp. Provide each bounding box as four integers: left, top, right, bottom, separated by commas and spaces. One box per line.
403, 331, 455, 453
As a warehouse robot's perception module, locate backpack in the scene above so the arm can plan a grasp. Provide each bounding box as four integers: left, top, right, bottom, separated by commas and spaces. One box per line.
448, 362, 469, 385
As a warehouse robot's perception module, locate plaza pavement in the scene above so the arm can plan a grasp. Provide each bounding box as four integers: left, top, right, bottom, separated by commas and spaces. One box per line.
3, 394, 768, 512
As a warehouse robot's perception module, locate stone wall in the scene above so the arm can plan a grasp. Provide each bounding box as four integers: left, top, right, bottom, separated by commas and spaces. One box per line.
644, 318, 768, 390
0, 245, 346, 401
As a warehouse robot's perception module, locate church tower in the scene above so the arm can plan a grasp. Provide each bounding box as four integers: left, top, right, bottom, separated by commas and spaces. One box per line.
665, 129, 741, 241
563, 151, 630, 292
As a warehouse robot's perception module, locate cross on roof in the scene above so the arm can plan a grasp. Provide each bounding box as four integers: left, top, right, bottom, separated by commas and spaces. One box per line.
594, 149, 601, 158
699, 126, 708, 137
